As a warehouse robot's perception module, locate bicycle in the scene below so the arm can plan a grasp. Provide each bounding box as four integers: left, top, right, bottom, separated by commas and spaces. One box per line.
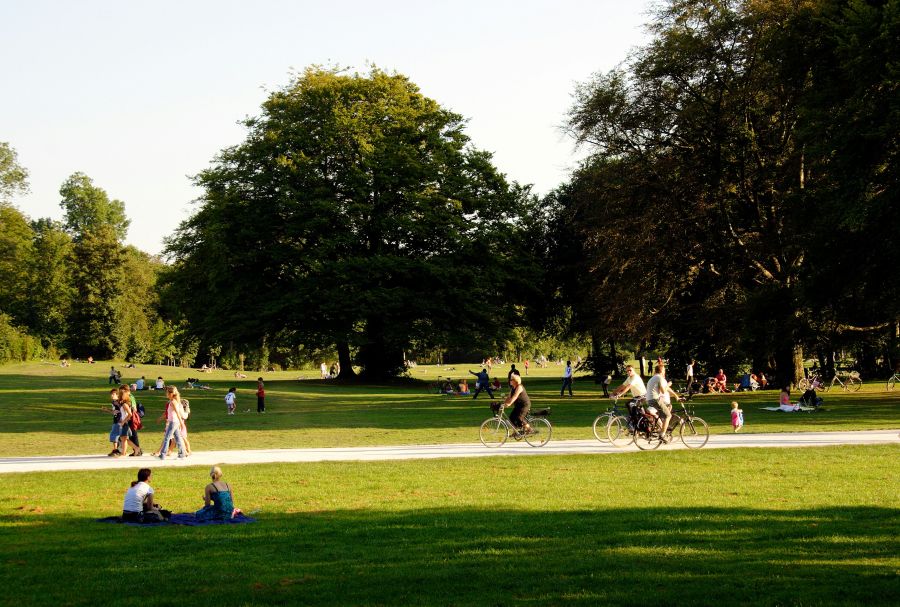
592, 394, 629, 443
601, 395, 644, 448
629, 399, 710, 450
824, 371, 862, 392
797, 372, 825, 392
887, 370, 900, 391
479, 401, 552, 448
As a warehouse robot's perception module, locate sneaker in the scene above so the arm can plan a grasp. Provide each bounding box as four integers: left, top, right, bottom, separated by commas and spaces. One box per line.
107, 449, 120, 457
158, 454, 166, 460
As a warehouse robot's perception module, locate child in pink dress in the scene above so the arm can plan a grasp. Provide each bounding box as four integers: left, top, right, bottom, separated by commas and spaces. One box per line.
730, 401, 744, 432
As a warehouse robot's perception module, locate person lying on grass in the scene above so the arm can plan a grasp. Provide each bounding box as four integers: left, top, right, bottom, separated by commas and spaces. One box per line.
122, 468, 170, 523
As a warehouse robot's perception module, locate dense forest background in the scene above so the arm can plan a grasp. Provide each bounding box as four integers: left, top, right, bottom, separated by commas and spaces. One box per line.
1, 0, 897, 383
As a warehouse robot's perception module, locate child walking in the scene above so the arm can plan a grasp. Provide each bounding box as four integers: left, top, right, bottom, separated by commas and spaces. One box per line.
256, 377, 265, 413
225, 387, 237, 415
730, 401, 744, 432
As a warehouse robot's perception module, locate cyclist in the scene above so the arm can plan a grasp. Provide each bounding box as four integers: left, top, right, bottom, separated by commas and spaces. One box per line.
503, 372, 532, 436
646, 363, 680, 443
610, 365, 647, 400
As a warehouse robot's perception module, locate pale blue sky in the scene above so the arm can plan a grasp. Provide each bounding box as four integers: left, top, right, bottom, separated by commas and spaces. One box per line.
1, 0, 653, 254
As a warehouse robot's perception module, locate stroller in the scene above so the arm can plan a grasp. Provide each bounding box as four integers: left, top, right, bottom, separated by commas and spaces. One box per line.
798, 389, 824, 410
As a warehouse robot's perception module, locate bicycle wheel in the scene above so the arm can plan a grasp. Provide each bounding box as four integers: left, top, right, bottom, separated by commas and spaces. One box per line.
524, 417, 552, 447
479, 417, 509, 447
592, 414, 612, 442
679, 416, 710, 449
607, 415, 633, 448
633, 421, 661, 451
847, 377, 862, 392
797, 378, 810, 391
888, 376, 897, 391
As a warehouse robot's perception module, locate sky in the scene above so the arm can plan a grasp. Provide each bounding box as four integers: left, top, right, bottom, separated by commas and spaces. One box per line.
1, 0, 654, 255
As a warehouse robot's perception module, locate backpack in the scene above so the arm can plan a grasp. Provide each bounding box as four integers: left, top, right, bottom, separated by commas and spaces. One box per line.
181, 399, 191, 419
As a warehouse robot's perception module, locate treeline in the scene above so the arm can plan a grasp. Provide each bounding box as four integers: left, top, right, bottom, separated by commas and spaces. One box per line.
2, 0, 898, 381
549, 0, 900, 383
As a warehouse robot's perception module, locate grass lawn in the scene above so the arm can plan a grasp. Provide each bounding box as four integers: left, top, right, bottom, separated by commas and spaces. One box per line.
0, 445, 898, 606
0, 361, 898, 457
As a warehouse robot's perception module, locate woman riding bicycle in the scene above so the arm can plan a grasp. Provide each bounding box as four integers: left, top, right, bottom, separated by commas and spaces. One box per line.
504, 372, 533, 436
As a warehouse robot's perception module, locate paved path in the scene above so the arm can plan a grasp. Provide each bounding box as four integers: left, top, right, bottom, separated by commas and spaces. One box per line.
1, 429, 897, 474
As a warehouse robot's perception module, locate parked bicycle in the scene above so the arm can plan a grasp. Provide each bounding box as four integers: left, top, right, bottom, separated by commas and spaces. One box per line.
479, 401, 552, 448
797, 372, 825, 392
887, 370, 900, 391
824, 371, 862, 392
622, 399, 710, 450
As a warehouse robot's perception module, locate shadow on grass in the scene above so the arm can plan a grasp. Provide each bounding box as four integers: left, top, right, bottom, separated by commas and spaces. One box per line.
0, 506, 897, 606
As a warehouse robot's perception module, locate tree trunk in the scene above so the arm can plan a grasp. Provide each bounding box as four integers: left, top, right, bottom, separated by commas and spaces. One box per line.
775, 343, 804, 388
336, 341, 355, 380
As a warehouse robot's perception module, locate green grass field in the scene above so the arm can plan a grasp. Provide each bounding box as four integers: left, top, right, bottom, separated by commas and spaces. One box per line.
1, 361, 899, 457
0, 361, 898, 606
1, 446, 898, 606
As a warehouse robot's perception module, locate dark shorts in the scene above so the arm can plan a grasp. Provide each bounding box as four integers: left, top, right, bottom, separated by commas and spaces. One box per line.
510, 403, 530, 428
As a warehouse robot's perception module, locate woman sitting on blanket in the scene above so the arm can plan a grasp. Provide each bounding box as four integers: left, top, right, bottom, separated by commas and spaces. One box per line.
122, 468, 170, 523
195, 466, 241, 521
779, 387, 799, 412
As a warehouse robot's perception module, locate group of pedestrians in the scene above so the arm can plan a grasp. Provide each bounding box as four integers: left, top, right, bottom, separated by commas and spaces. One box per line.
101, 384, 192, 459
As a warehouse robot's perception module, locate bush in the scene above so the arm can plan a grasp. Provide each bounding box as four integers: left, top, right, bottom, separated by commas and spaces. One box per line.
0, 314, 45, 364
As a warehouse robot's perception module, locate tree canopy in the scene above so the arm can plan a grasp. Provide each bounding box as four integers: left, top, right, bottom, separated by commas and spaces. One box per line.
557, 0, 900, 382
163, 67, 540, 379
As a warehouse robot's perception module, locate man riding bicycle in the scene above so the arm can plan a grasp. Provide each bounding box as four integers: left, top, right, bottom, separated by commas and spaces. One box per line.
610, 365, 647, 400
646, 363, 680, 443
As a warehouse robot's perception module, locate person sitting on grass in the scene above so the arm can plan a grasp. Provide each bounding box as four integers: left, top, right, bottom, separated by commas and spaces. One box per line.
779, 387, 799, 412
714, 369, 728, 392
195, 466, 242, 522
122, 468, 169, 523
457, 379, 470, 395
504, 372, 533, 437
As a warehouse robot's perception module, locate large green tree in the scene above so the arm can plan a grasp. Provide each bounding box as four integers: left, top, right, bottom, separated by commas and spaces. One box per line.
59, 174, 131, 358
59, 172, 129, 238
164, 67, 537, 379
562, 0, 900, 384
0, 142, 29, 202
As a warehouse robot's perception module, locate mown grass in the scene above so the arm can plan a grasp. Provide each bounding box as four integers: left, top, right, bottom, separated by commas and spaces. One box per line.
0, 361, 898, 456
0, 445, 898, 606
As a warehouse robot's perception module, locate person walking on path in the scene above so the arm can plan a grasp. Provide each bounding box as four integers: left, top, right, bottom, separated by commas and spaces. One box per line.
469, 368, 494, 399
256, 377, 266, 413
560, 360, 574, 397
158, 386, 187, 460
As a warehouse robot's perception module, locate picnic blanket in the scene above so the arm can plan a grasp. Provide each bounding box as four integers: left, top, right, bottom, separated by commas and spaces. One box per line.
759, 406, 818, 412
97, 513, 257, 526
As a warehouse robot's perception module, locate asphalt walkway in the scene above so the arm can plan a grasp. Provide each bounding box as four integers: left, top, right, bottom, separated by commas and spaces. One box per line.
1, 429, 897, 474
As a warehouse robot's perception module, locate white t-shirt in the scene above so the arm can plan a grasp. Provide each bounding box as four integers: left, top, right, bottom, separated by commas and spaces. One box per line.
155, 379, 164, 389
646, 374, 670, 402
622, 373, 647, 397
563, 365, 573, 379
686, 363, 694, 378
225, 392, 235, 406
123, 481, 153, 513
